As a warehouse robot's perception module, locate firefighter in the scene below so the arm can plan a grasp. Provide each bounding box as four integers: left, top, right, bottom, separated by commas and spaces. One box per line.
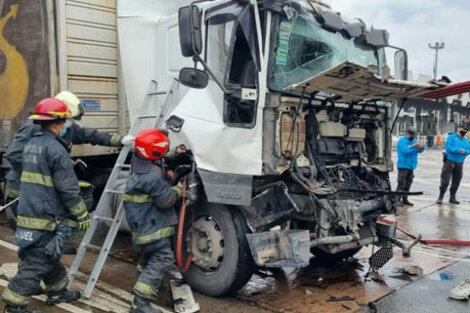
4, 91, 134, 224
123, 129, 182, 313
437, 124, 470, 205
396, 127, 424, 206
1, 98, 90, 313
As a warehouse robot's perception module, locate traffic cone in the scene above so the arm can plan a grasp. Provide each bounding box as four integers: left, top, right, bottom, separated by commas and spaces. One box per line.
436, 131, 442, 146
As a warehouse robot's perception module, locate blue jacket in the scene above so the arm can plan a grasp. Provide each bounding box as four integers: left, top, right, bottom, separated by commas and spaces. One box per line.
123, 156, 180, 246
397, 135, 424, 170
445, 132, 470, 163
15, 129, 87, 248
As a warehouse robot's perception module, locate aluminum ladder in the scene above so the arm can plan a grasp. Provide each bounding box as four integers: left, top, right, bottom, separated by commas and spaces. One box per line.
68, 80, 178, 298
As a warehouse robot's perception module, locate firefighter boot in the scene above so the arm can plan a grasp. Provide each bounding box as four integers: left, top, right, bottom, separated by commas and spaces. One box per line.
129, 296, 163, 313
3, 304, 43, 313
436, 189, 445, 205
401, 196, 414, 206
450, 193, 460, 205
46, 289, 81, 306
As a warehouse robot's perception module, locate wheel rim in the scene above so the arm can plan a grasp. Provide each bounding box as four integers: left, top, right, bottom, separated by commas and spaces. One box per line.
187, 216, 225, 272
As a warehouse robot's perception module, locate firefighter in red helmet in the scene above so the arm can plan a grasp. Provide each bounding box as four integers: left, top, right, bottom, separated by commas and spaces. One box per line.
2, 98, 88, 313
123, 129, 182, 313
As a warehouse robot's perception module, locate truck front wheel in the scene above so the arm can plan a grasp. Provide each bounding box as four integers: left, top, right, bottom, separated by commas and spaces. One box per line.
182, 203, 255, 296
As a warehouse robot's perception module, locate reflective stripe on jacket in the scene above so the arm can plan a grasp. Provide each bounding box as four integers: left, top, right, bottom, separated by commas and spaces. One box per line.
17, 130, 86, 237
5, 120, 122, 190
396, 135, 424, 170
445, 132, 470, 163
123, 155, 179, 246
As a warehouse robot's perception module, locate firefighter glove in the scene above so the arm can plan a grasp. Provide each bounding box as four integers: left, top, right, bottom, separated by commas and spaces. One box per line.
121, 135, 135, 147
45, 225, 72, 259
172, 185, 183, 198
77, 211, 92, 230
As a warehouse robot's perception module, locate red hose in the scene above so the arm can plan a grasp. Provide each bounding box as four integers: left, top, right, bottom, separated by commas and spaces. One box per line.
420, 239, 470, 246
176, 180, 193, 272
378, 216, 470, 246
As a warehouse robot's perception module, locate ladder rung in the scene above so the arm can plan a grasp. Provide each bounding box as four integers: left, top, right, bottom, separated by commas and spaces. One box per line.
149, 91, 167, 95
137, 114, 158, 119
104, 189, 124, 194
93, 216, 114, 222
84, 244, 102, 251
68, 80, 179, 298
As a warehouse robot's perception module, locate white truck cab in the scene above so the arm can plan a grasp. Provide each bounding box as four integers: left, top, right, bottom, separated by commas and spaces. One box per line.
118, 0, 443, 297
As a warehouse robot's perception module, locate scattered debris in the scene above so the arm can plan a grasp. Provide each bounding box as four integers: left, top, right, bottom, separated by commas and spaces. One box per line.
305, 289, 313, 296
439, 270, 455, 280
449, 279, 470, 301
341, 304, 351, 310
301, 277, 328, 289
170, 279, 200, 313
367, 303, 378, 313
369, 271, 386, 284
255, 269, 274, 278
402, 265, 424, 276
388, 274, 413, 282
326, 296, 356, 302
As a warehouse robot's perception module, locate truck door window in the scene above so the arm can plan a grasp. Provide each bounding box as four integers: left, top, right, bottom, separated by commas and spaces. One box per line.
206, 20, 235, 83
206, 4, 259, 128
224, 22, 258, 127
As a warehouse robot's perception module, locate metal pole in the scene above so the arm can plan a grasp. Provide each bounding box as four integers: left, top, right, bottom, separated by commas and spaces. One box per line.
428, 42, 445, 80
55, 0, 68, 90
428, 42, 445, 135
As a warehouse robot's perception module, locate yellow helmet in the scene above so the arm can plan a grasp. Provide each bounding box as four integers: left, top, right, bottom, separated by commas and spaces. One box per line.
55, 90, 84, 119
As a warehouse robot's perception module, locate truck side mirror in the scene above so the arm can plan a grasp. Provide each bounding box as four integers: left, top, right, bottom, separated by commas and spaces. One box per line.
178, 5, 202, 57
394, 49, 408, 81
179, 67, 209, 89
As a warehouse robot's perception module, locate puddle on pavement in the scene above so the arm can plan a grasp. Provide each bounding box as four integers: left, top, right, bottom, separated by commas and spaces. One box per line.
238, 245, 455, 313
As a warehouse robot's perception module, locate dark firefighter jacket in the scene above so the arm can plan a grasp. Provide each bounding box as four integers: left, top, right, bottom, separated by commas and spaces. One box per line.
15, 129, 87, 248
123, 155, 180, 246
4, 120, 123, 197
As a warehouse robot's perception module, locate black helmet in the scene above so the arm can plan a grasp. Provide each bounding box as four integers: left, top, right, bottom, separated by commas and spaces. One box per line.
407, 126, 416, 134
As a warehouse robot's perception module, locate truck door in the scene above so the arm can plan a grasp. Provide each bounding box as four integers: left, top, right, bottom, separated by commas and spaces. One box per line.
205, 3, 260, 128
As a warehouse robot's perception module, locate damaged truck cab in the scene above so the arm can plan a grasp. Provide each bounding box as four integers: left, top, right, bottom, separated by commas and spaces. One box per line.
144, 0, 439, 297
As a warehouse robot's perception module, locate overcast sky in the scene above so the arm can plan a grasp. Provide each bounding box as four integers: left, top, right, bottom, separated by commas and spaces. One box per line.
327, 0, 470, 83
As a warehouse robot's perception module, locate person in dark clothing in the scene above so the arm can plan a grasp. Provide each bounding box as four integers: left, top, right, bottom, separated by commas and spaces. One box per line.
396, 127, 424, 206
1, 98, 90, 313
437, 124, 470, 204
4, 91, 134, 225
123, 129, 182, 313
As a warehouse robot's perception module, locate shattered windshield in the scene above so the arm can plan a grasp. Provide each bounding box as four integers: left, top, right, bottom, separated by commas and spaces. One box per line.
268, 4, 380, 93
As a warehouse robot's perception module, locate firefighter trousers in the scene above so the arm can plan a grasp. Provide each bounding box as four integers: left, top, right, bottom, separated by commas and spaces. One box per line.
133, 238, 175, 300
1, 239, 68, 307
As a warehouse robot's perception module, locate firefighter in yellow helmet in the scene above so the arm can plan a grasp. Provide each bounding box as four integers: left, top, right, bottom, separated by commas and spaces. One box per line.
4, 91, 134, 227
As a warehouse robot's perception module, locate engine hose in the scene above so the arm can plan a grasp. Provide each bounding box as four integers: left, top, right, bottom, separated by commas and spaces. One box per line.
379, 217, 470, 247
176, 179, 193, 272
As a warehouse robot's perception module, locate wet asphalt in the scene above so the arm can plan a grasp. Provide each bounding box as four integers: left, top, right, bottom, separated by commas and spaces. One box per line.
1, 149, 470, 313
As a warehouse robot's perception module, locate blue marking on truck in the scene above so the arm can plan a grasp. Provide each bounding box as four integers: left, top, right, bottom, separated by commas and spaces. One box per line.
82, 99, 101, 111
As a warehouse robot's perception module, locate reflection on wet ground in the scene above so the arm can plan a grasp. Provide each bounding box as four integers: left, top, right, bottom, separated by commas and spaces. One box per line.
1, 150, 470, 313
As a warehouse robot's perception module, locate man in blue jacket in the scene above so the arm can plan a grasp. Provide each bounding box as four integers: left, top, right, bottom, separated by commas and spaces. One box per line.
437, 124, 470, 204
396, 127, 424, 206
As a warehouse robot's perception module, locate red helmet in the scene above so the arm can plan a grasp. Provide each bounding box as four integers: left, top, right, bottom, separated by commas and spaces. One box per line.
135, 129, 170, 161
30, 98, 71, 121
